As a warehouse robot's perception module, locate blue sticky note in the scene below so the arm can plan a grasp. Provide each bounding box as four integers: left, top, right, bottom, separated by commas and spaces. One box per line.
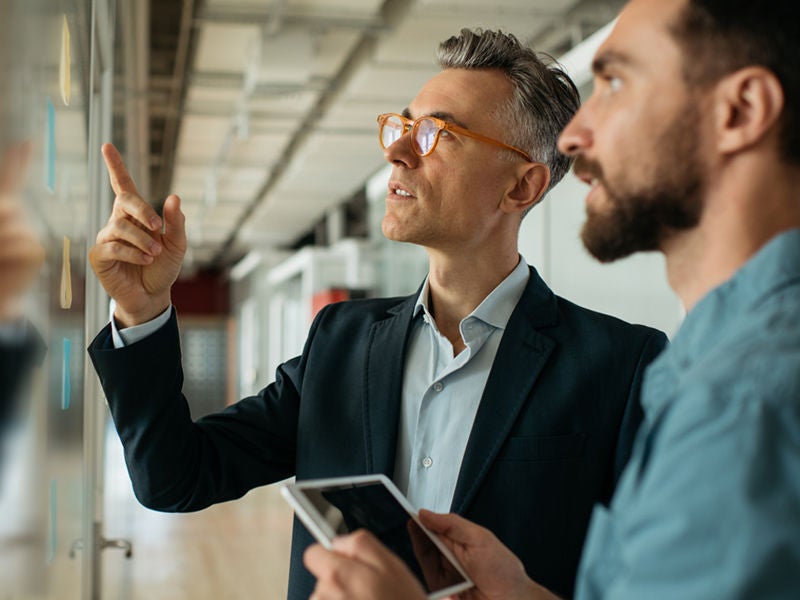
61, 337, 71, 410
45, 97, 56, 193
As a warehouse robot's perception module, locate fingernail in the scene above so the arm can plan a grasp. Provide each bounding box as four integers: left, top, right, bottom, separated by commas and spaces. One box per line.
150, 217, 161, 230
150, 242, 161, 254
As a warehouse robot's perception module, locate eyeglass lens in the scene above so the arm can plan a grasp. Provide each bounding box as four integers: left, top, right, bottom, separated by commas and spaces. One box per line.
415, 118, 438, 155
380, 115, 441, 157
380, 115, 404, 150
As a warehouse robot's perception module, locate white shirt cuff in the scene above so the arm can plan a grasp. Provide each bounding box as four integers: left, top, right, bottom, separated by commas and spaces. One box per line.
111, 306, 173, 348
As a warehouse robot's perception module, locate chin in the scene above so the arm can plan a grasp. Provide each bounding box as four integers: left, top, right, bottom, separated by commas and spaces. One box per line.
381, 221, 405, 243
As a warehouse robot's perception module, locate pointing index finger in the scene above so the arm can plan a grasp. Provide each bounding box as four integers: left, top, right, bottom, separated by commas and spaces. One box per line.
102, 143, 140, 197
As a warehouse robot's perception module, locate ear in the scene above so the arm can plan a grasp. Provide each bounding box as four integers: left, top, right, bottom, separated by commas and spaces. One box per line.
503, 162, 551, 215
714, 66, 785, 156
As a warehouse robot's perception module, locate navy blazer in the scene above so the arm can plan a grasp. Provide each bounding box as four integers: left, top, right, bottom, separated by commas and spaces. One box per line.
89, 267, 666, 599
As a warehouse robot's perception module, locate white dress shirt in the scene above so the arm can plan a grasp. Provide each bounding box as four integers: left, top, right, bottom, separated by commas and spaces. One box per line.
393, 258, 529, 511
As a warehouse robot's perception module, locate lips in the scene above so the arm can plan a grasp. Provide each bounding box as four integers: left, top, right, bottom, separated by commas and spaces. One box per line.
388, 181, 416, 199
573, 156, 601, 184
572, 157, 606, 204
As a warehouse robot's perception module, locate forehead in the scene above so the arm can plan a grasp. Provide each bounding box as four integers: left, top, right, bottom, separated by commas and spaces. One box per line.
596, 0, 687, 71
408, 68, 513, 128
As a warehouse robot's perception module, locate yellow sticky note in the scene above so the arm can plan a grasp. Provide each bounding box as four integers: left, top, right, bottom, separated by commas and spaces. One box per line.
60, 236, 72, 309
60, 16, 71, 106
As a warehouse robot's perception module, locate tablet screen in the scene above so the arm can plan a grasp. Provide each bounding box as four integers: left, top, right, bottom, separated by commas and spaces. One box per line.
285, 477, 472, 598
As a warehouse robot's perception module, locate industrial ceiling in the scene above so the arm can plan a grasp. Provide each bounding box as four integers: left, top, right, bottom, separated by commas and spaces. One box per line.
137, 0, 623, 272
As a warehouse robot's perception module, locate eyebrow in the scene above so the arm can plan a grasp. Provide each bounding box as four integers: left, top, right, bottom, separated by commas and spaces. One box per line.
401, 108, 471, 130
591, 50, 635, 74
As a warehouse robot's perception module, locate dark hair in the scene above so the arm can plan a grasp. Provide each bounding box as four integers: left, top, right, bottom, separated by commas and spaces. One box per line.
671, 0, 800, 165
437, 28, 580, 197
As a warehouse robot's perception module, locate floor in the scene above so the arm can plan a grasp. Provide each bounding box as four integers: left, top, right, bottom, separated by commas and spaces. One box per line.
100, 430, 294, 600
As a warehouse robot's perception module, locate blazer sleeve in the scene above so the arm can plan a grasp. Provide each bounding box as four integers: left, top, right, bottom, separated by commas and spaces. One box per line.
88, 309, 319, 512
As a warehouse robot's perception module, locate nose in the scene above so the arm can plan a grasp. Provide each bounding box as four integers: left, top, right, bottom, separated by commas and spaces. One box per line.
557, 109, 592, 157
383, 130, 419, 169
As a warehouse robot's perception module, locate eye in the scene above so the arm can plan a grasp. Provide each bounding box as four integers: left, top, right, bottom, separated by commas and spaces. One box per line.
606, 75, 623, 93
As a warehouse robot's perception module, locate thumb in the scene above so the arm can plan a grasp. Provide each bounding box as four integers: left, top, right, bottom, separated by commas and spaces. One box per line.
162, 194, 186, 241
418, 511, 486, 546
331, 530, 400, 570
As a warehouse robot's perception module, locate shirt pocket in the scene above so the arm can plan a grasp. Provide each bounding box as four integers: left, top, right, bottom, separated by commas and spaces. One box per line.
497, 432, 587, 462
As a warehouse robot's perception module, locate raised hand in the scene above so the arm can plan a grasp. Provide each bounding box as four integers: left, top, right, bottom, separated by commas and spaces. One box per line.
0, 142, 45, 321
88, 143, 187, 327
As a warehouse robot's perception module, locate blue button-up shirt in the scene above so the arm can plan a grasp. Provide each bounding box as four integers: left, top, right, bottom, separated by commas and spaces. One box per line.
576, 229, 800, 599
393, 259, 529, 512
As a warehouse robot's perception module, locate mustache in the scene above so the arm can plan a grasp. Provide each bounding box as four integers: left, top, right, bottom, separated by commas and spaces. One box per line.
573, 156, 604, 181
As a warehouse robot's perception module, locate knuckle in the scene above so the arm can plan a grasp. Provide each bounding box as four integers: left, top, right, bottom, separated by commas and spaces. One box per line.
109, 215, 125, 229
350, 529, 372, 546
109, 242, 130, 260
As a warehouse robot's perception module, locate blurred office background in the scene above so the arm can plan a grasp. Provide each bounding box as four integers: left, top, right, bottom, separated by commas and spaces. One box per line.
0, 0, 680, 598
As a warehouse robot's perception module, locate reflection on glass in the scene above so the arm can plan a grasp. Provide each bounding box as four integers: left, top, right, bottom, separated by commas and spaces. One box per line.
1, 1, 91, 596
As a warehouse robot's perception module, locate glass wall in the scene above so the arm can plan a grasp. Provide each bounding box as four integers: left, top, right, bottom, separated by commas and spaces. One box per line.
0, 0, 115, 597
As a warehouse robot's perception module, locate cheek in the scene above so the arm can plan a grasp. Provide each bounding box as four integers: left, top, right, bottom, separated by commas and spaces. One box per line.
453, 159, 504, 196
596, 116, 645, 180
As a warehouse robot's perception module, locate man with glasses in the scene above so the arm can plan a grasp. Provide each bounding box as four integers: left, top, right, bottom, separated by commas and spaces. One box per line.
88, 29, 666, 599
305, 1, 800, 598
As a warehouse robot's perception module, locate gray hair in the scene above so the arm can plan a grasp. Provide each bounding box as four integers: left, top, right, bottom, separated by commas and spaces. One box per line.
437, 29, 579, 202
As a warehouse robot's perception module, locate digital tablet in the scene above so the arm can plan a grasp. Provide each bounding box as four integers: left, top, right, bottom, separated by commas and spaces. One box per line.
281, 474, 474, 599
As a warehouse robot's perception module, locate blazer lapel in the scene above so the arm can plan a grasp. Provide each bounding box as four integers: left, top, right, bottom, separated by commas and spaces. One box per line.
363, 294, 417, 476
451, 268, 558, 514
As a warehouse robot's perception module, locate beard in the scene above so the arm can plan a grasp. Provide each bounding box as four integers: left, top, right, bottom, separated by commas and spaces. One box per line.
578, 108, 705, 263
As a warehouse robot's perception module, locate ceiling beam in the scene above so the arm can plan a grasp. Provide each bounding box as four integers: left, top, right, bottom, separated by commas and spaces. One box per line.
195, 5, 387, 32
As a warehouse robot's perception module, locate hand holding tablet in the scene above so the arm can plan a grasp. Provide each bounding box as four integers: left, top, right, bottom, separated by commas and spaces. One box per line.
281, 474, 474, 599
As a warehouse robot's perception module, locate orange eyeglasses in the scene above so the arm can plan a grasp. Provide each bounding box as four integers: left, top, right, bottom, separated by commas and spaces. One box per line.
377, 113, 533, 162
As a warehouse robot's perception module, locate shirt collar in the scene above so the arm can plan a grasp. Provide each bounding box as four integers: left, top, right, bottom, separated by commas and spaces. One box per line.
663, 227, 800, 370
413, 257, 530, 331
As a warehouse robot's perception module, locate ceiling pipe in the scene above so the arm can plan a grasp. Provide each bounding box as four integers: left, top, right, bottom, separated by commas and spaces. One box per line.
120, 0, 150, 197
154, 0, 198, 203
211, 0, 416, 268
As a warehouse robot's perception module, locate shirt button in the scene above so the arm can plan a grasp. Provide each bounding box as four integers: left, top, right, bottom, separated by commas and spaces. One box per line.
422, 456, 433, 468
433, 382, 443, 392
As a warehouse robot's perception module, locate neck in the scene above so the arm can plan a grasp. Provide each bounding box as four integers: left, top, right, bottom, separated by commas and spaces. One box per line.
425, 244, 521, 352
663, 155, 800, 311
